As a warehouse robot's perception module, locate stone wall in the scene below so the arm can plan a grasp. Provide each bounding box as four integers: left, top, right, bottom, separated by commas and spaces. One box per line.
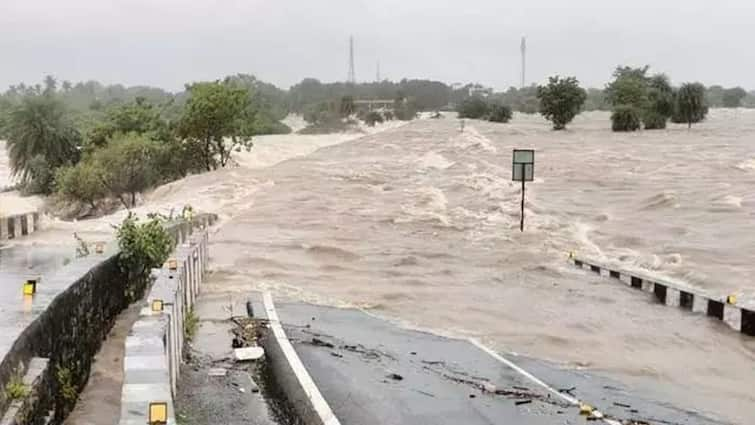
0, 213, 40, 241
118, 223, 210, 425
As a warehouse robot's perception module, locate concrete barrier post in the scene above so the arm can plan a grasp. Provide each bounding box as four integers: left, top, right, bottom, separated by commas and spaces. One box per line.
0, 217, 7, 240
27, 213, 36, 234
641, 280, 654, 293
692, 295, 708, 313
665, 288, 681, 307
723, 305, 742, 332
13, 216, 23, 238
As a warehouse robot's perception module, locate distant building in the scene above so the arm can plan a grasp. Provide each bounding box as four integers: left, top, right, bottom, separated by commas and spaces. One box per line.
468, 84, 493, 98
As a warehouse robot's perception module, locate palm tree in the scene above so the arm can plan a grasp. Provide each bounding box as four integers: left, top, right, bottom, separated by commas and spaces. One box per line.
5, 94, 81, 186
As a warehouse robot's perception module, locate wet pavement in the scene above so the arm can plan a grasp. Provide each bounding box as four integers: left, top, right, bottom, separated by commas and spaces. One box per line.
276, 302, 727, 425
0, 243, 74, 360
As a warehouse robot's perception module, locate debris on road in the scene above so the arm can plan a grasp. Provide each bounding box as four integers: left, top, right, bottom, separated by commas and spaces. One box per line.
234, 346, 265, 361
208, 368, 228, 377
311, 337, 335, 348
387, 373, 404, 381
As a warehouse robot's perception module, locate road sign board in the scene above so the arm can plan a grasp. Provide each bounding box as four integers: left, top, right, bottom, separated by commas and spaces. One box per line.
512, 149, 535, 182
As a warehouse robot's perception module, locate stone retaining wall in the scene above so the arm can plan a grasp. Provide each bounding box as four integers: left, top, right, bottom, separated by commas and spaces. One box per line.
118, 222, 211, 425
0, 213, 40, 241
570, 256, 755, 337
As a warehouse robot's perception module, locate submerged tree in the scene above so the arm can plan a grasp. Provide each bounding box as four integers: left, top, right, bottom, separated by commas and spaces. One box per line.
487, 104, 513, 123
674, 83, 708, 128
456, 97, 489, 119
536, 76, 587, 130
606, 65, 650, 132
611, 105, 642, 132
722, 87, 747, 108
643, 74, 674, 130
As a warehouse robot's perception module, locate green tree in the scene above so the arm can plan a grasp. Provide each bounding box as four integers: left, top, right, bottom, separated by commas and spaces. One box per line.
487, 104, 513, 123
176, 81, 253, 171
643, 74, 674, 130
92, 133, 159, 208
722, 87, 747, 108
84, 97, 168, 152
5, 94, 81, 189
536, 76, 587, 130
674, 83, 708, 128
606, 65, 651, 132
55, 161, 107, 211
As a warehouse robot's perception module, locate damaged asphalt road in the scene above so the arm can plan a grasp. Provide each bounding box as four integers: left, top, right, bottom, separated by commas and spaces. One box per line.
277, 303, 727, 425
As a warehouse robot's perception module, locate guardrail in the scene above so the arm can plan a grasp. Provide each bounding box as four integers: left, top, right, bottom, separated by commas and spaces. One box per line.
569, 255, 755, 337
0, 213, 40, 241
118, 215, 214, 425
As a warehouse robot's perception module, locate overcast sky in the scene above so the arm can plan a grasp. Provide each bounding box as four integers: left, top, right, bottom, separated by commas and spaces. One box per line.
1, 0, 753, 92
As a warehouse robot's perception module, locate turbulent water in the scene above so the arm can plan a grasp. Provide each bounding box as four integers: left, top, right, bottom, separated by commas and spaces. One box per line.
3, 112, 755, 422
207, 112, 755, 424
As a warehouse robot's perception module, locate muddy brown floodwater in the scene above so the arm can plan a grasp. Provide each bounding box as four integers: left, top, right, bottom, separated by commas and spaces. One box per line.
205, 112, 755, 424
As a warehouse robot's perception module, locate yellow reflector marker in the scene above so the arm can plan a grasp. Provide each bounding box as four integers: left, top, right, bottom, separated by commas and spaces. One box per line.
727, 295, 737, 305
151, 299, 164, 312
167, 259, 178, 271
95, 242, 105, 254
23, 279, 37, 295
148, 402, 168, 424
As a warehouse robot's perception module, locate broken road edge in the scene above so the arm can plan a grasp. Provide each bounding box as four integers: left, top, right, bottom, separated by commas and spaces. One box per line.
259, 291, 622, 425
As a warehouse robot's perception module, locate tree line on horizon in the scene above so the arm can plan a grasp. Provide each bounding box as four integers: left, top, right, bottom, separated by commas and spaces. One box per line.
0, 70, 749, 215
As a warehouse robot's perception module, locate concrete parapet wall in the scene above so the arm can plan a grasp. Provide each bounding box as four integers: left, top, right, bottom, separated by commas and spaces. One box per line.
570, 256, 755, 338
118, 225, 211, 425
0, 213, 40, 241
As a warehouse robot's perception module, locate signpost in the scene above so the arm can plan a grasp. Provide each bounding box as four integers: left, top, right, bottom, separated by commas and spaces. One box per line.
512, 149, 534, 232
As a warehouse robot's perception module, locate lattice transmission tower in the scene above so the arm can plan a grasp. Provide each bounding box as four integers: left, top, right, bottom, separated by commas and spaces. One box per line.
520, 36, 527, 88
347, 36, 356, 84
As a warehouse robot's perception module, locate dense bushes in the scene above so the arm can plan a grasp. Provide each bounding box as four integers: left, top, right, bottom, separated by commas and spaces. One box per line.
457, 98, 489, 119
457, 98, 512, 123
611, 106, 642, 132
487, 104, 513, 123
606, 66, 709, 131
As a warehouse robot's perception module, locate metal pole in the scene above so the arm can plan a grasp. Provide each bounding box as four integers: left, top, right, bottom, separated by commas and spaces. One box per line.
520, 166, 525, 232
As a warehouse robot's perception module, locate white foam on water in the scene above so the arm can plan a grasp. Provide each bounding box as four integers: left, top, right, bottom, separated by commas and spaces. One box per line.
415, 151, 455, 170
735, 158, 755, 171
